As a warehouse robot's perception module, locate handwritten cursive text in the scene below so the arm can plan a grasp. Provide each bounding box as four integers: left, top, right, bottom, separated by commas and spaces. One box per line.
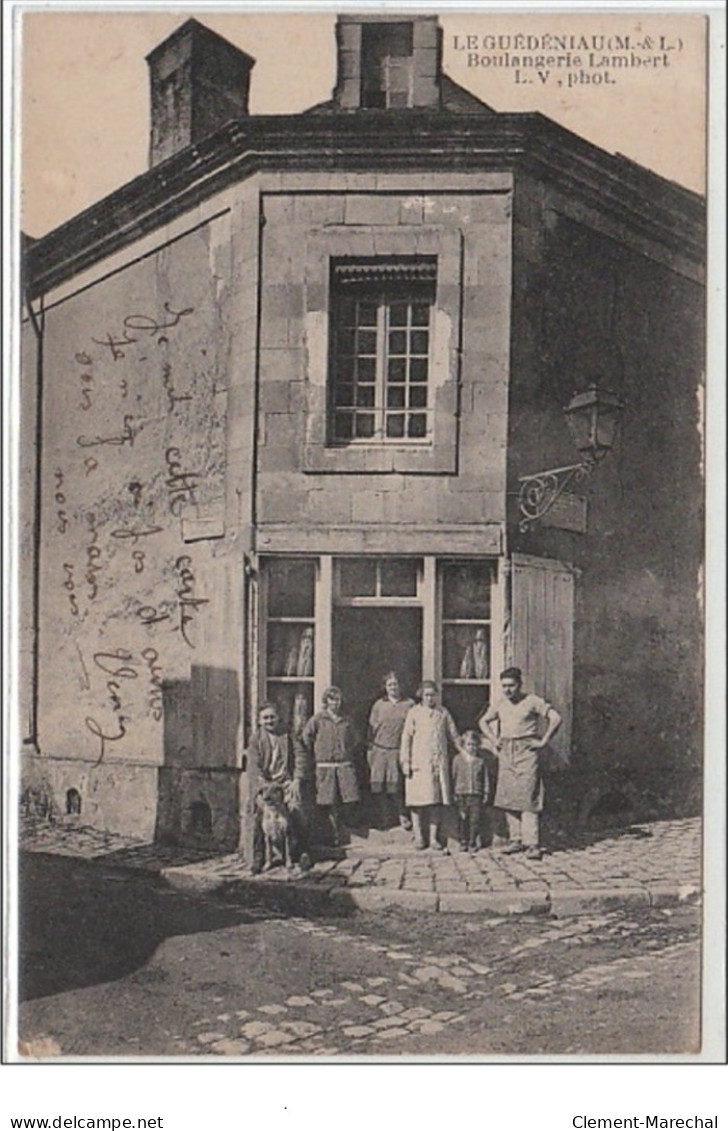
174, 554, 209, 649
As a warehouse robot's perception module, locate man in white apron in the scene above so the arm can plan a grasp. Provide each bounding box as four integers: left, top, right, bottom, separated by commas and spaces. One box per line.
479, 667, 562, 861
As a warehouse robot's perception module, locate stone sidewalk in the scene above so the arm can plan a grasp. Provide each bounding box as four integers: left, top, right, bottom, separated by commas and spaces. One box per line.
19, 815, 701, 916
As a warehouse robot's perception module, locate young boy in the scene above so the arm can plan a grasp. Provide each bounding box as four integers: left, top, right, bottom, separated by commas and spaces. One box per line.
298, 686, 361, 847
451, 730, 490, 853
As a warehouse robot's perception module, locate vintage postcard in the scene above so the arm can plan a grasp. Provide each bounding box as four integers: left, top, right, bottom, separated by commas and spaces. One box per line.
6, 1, 724, 1072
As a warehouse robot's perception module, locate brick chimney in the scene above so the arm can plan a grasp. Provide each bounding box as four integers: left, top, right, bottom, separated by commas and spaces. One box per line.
146, 19, 255, 167
333, 14, 441, 111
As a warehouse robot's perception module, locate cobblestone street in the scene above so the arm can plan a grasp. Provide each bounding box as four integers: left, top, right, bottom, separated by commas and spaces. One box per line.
17, 815, 703, 1059
20, 815, 702, 916
18, 847, 701, 1059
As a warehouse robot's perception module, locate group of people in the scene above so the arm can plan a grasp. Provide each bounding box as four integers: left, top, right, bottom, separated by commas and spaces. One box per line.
248, 667, 561, 872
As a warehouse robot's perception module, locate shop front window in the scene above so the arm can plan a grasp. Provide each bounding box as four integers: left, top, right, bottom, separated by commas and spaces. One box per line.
336, 557, 421, 601
440, 561, 493, 731
263, 558, 316, 736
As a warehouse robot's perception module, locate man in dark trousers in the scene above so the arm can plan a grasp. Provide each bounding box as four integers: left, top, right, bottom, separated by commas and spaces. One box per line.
248, 701, 312, 874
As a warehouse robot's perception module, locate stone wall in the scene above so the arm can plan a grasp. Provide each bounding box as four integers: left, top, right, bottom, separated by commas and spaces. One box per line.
508, 174, 704, 817
21, 206, 248, 844
255, 172, 513, 556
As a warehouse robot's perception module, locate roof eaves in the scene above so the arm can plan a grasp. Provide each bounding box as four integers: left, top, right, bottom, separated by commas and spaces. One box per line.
24, 112, 705, 298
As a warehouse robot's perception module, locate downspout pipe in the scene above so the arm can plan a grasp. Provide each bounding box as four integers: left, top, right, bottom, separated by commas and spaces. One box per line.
24, 287, 45, 752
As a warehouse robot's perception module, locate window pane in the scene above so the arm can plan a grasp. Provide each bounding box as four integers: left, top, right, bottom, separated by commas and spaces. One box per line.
410, 330, 429, 354
333, 412, 353, 441
442, 685, 490, 734
357, 356, 376, 382
334, 383, 354, 407
336, 357, 354, 382
357, 301, 378, 326
355, 413, 375, 438
387, 385, 405, 408
389, 303, 409, 327
266, 682, 314, 738
357, 330, 377, 355
356, 385, 375, 407
409, 358, 428, 382
338, 328, 356, 354
380, 558, 419, 597
409, 385, 427, 408
408, 413, 427, 438
339, 559, 377, 597
267, 623, 315, 678
442, 562, 492, 619
388, 358, 406, 382
411, 303, 430, 326
388, 331, 408, 355
386, 414, 405, 438
443, 623, 490, 681
267, 558, 316, 618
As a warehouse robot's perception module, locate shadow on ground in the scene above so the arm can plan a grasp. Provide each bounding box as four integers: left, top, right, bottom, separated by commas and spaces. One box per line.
19, 851, 354, 1003
543, 821, 657, 851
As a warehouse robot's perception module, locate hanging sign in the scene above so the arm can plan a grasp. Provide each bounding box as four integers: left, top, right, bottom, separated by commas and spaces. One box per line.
541, 493, 588, 533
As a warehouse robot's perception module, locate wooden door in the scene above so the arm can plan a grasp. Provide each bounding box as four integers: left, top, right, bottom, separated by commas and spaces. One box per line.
506, 554, 575, 763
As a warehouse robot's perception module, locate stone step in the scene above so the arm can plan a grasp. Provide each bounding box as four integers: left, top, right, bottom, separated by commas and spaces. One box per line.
346, 842, 437, 858
348, 825, 413, 847
344, 826, 462, 857
310, 824, 433, 857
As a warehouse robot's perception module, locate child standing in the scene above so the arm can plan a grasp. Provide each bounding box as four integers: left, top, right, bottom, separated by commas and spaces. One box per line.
367, 672, 415, 832
299, 686, 361, 847
451, 730, 490, 853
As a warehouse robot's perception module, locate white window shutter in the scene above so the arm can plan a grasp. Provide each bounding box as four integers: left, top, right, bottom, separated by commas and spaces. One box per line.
507, 554, 575, 765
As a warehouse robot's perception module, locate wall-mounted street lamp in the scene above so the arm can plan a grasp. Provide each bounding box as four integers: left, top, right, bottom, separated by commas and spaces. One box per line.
517, 385, 625, 532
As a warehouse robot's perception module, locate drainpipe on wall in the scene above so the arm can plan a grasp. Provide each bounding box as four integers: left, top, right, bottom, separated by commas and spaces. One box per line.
238, 551, 259, 858
24, 288, 45, 753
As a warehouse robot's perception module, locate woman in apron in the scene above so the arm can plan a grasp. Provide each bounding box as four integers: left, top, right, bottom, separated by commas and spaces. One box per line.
400, 681, 459, 850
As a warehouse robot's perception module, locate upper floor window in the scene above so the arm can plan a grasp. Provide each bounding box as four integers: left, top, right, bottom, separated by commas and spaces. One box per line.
328, 257, 436, 445
360, 22, 414, 108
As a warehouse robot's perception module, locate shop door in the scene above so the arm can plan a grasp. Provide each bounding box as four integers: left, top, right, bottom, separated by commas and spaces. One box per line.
332, 606, 422, 744
507, 554, 574, 764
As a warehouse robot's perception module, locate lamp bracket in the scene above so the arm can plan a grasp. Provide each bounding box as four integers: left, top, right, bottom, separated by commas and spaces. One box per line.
517, 455, 597, 532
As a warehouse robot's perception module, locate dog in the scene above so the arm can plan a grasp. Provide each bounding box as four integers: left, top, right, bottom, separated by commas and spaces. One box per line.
254, 782, 294, 871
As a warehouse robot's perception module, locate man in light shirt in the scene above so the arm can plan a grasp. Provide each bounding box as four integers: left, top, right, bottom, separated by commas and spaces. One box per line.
479, 667, 562, 861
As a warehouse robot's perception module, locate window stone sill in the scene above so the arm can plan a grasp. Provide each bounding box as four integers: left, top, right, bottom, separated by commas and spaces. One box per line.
303, 441, 457, 474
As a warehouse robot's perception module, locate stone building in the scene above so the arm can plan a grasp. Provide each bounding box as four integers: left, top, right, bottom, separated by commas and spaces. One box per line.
20, 16, 705, 853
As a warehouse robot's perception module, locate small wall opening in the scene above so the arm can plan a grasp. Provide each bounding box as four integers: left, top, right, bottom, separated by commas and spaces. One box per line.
66, 788, 82, 816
